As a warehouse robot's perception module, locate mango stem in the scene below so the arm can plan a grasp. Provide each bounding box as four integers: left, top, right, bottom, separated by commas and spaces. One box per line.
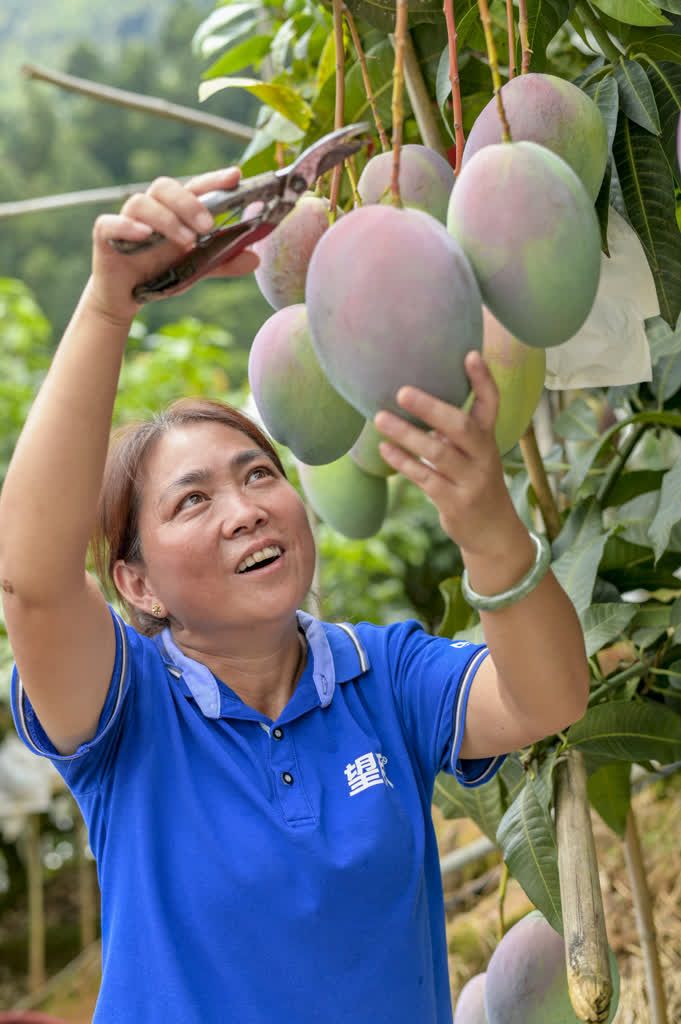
506, 0, 517, 79
477, 0, 512, 143
330, 0, 346, 217
344, 5, 390, 152
518, 0, 532, 73
443, 0, 466, 175
390, 0, 409, 206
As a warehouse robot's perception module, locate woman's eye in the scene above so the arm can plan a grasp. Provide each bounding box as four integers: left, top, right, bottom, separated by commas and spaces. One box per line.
176, 492, 206, 512
248, 466, 273, 483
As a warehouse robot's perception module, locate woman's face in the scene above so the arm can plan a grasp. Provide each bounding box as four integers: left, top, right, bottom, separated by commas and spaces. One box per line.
129, 421, 316, 637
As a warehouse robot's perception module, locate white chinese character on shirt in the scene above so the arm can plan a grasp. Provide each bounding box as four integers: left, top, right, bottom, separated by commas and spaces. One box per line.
344, 751, 394, 796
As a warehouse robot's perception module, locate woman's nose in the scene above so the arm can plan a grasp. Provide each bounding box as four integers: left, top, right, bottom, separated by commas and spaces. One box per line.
220, 494, 268, 537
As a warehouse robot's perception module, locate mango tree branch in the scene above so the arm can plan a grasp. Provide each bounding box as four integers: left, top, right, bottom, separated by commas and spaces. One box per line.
330, 0, 347, 215
623, 810, 669, 1024
519, 426, 562, 540
390, 0, 409, 205
344, 5, 390, 151
21, 62, 255, 142
398, 32, 448, 157
443, 0, 466, 174
0, 181, 192, 218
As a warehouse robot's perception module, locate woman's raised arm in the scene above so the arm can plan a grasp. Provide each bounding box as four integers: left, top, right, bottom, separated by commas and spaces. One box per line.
0, 170, 257, 754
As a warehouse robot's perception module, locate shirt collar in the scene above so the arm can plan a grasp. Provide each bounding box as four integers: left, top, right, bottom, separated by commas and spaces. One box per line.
154, 612, 370, 720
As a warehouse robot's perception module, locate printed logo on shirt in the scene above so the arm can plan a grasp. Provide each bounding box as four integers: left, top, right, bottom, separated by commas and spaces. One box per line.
344, 752, 394, 796
450, 641, 471, 648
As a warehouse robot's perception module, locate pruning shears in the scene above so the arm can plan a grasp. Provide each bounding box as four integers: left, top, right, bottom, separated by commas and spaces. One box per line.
110, 122, 370, 304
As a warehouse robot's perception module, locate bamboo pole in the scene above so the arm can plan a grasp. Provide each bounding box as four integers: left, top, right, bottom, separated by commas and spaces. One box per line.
555, 753, 613, 1022
623, 809, 669, 1024
22, 63, 255, 141
25, 814, 46, 993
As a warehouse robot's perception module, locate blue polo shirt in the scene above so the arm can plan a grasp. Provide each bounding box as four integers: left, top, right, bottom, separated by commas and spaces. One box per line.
11, 608, 506, 1023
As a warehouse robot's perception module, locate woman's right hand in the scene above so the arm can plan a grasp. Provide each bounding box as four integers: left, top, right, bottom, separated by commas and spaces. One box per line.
87, 168, 260, 326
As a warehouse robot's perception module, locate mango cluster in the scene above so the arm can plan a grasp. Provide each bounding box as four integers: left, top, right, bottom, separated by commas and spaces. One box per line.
247, 75, 607, 539
454, 910, 620, 1023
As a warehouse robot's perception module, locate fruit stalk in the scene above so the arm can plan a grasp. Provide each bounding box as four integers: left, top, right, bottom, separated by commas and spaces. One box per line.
330, 0, 346, 215
623, 808, 669, 1024
390, 0, 409, 205
343, 5, 390, 152
519, 426, 561, 540
518, 0, 532, 73
443, 0, 466, 174
506, 0, 517, 79
476, 0, 512, 142
555, 751, 614, 1022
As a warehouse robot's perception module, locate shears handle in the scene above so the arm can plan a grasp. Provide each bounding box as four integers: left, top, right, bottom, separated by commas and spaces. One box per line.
109, 171, 283, 255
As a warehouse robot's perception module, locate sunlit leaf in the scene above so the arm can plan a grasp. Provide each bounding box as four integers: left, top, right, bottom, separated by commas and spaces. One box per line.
203, 34, 272, 78
553, 397, 601, 441
433, 772, 505, 842
199, 77, 313, 130
590, 0, 670, 26
649, 459, 681, 560
587, 761, 631, 834
193, 3, 263, 58
585, 73, 620, 152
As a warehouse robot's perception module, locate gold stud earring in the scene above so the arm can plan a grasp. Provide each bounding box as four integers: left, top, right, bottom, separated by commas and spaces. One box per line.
151, 603, 163, 618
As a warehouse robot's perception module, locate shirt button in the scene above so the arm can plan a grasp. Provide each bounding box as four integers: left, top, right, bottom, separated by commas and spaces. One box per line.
281, 771, 294, 786
272, 727, 284, 740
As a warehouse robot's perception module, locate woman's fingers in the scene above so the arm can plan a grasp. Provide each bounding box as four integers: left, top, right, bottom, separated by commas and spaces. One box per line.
373, 408, 469, 478
93, 213, 153, 247
122, 182, 214, 249
185, 166, 241, 196
465, 351, 500, 433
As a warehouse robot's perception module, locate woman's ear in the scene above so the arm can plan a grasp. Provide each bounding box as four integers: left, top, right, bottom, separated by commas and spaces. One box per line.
113, 560, 159, 618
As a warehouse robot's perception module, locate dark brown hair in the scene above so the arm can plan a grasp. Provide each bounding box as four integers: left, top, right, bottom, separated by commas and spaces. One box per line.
92, 398, 286, 636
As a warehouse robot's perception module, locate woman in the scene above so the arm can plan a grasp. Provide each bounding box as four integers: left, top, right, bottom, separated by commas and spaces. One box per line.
0, 169, 589, 1023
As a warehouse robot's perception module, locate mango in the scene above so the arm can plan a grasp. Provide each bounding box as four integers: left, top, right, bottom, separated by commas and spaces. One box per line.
447, 142, 601, 349
249, 193, 333, 310
453, 973, 488, 1023
350, 420, 396, 478
484, 911, 620, 1024
248, 304, 364, 465
358, 144, 455, 223
462, 74, 608, 201
483, 307, 546, 455
296, 454, 388, 539
306, 204, 483, 422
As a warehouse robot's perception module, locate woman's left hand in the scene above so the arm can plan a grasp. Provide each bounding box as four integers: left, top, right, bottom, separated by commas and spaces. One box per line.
374, 351, 521, 557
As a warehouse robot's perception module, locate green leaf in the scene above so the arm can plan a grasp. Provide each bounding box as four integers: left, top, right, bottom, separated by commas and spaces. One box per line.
618, 491, 681, 551
496, 774, 562, 934
499, 755, 527, 805
584, 73, 620, 153
203, 34, 272, 78
630, 32, 681, 61
647, 311, 681, 361
645, 60, 681, 184
600, 535, 681, 589
614, 58, 661, 131
199, 77, 313, 130
552, 502, 609, 615
553, 498, 604, 561
342, 0, 443, 31
580, 603, 637, 656
591, 0, 670, 26
566, 699, 681, 764
587, 761, 631, 834
553, 397, 601, 441
613, 113, 681, 325
315, 29, 337, 93
433, 773, 505, 843
521, 0, 575, 73
437, 576, 476, 638
603, 468, 665, 506
650, 459, 681, 560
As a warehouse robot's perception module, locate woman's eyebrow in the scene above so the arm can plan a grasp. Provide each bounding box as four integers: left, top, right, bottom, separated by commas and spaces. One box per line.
159, 450, 272, 503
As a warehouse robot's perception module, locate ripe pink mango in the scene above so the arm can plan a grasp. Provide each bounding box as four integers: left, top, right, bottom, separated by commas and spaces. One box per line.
453, 973, 488, 1023
249, 194, 333, 310
248, 304, 364, 465
306, 205, 483, 422
350, 420, 396, 478
485, 911, 620, 1024
358, 144, 455, 223
482, 307, 546, 455
462, 74, 608, 201
296, 454, 388, 539
447, 142, 601, 349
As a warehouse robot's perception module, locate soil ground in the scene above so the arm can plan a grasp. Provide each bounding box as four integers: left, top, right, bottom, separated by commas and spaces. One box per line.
1, 774, 680, 1022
